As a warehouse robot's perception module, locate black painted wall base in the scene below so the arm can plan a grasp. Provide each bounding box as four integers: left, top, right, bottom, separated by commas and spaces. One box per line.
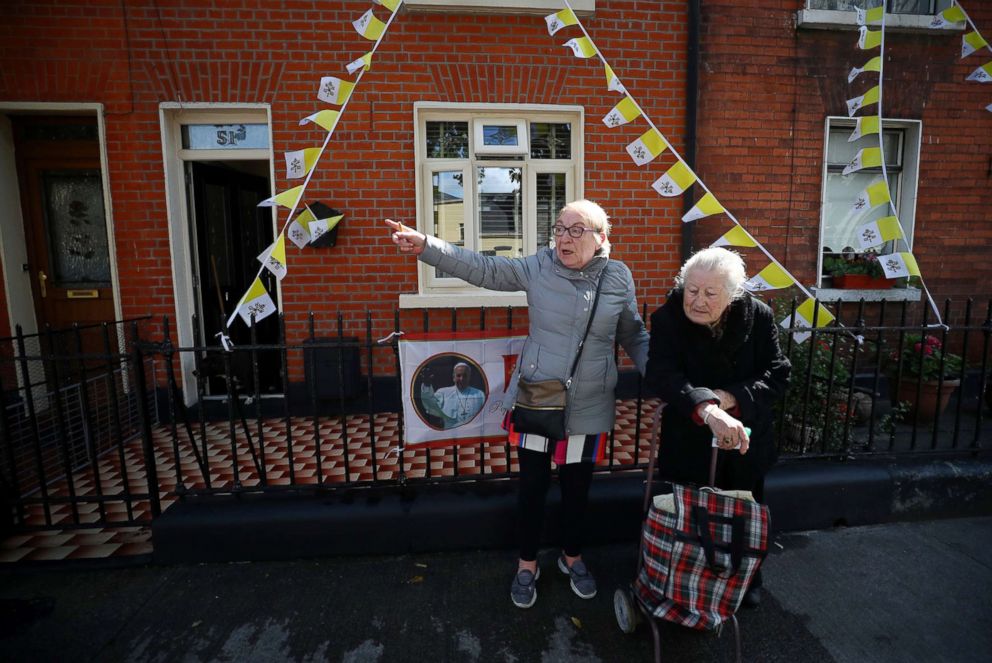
152, 456, 992, 565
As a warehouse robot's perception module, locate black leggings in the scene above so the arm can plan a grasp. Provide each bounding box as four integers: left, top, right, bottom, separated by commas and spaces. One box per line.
517, 447, 595, 562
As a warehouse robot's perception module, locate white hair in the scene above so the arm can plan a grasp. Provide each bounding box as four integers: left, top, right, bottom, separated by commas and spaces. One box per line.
675, 247, 748, 300
559, 199, 612, 256
452, 362, 471, 373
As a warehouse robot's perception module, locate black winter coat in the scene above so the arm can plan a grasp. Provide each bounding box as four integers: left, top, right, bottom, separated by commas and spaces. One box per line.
645, 290, 790, 490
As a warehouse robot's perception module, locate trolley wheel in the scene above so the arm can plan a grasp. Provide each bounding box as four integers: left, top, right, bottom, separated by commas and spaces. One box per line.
614, 587, 639, 634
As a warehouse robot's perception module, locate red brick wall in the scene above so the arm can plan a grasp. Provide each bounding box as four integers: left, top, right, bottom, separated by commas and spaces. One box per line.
694, 0, 992, 322
0, 0, 689, 364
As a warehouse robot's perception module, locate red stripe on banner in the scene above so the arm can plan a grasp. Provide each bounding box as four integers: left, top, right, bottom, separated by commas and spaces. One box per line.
402, 329, 528, 342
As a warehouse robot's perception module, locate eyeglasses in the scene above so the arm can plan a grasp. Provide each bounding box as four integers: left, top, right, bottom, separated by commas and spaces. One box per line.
552, 224, 598, 239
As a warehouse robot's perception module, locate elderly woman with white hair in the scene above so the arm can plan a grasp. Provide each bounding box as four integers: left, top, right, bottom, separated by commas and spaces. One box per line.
645, 247, 790, 607
387, 200, 649, 609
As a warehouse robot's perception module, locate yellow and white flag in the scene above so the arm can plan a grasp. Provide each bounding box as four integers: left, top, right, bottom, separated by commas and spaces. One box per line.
285, 148, 321, 179
849, 115, 880, 142
781, 298, 835, 344
843, 146, 882, 175
258, 185, 304, 209
682, 192, 724, 223
236, 277, 277, 326
858, 26, 882, 50
602, 96, 641, 127
287, 207, 315, 249
300, 109, 340, 132
625, 128, 668, 166
545, 8, 577, 36
847, 85, 880, 116
962, 32, 989, 59
855, 5, 884, 26
711, 225, 757, 248
929, 5, 966, 29
353, 9, 386, 41
309, 214, 343, 244
374, 0, 400, 12
851, 180, 890, 215
987, 103, 992, 113
856, 215, 903, 249
848, 55, 881, 83
652, 161, 697, 197
878, 252, 920, 279
744, 263, 795, 292
318, 76, 355, 105
604, 64, 626, 94
966, 62, 992, 83
346, 52, 373, 75
257, 234, 288, 281
563, 36, 597, 58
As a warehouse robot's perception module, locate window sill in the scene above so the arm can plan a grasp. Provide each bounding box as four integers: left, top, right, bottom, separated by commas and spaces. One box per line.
399, 291, 528, 309
405, 0, 594, 15
811, 286, 922, 302
796, 10, 966, 33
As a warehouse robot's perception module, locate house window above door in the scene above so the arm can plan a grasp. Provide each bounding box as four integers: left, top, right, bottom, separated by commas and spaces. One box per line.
403, 103, 582, 308
798, 0, 960, 31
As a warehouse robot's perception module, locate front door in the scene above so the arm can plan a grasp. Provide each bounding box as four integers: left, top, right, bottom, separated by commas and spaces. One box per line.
188, 161, 281, 395
13, 116, 116, 360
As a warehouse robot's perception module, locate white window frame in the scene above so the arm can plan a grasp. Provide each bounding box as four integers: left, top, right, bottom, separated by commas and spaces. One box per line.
473, 118, 529, 156
797, 0, 963, 33
404, 0, 593, 15
814, 115, 923, 302
403, 102, 583, 309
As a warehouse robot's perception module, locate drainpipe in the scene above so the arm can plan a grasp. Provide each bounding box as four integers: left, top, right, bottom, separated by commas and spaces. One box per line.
681, 0, 701, 262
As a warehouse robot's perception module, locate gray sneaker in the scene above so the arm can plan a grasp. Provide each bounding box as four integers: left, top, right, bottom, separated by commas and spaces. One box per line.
557, 556, 597, 599
510, 567, 540, 609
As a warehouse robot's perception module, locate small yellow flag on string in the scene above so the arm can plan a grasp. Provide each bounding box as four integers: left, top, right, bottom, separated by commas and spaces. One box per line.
930, 5, 966, 29
850, 180, 891, 216
847, 85, 880, 116
842, 147, 883, 175
602, 97, 641, 127
856, 215, 903, 249
317, 77, 355, 105
858, 26, 882, 50
374, 0, 400, 13
604, 64, 626, 94
682, 192, 724, 223
545, 8, 578, 36
744, 263, 795, 292
966, 62, 992, 83
258, 185, 305, 209
347, 52, 373, 75
781, 298, 836, 343
257, 234, 288, 281
235, 277, 277, 326
652, 161, 697, 197
856, 6, 884, 26
625, 128, 668, 166
353, 9, 386, 41
962, 32, 989, 59
848, 56, 881, 83
300, 110, 341, 132
878, 252, 920, 279
284, 148, 322, 179
849, 115, 880, 142
712, 225, 757, 248
563, 36, 597, 58
287, 207, 316, 249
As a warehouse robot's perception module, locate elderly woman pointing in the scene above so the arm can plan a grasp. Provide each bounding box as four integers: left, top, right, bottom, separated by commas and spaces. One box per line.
388, 200, 649, 609
645, 247, 790, 607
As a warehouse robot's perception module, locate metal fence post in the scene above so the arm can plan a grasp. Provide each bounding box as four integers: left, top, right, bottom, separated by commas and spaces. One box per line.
131, 321, 161, 518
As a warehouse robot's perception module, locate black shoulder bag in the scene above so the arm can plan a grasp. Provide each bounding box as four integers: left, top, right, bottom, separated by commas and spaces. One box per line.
510, 268, 608, 440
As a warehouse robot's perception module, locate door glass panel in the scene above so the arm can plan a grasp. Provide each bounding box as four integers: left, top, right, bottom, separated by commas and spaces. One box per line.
536, 172, 567, 250
432, 171, 465, 278
477, 167, 522, 258
43, 170, 111, 286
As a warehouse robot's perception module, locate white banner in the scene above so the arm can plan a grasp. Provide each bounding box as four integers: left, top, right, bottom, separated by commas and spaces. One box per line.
399, 331, 526, 448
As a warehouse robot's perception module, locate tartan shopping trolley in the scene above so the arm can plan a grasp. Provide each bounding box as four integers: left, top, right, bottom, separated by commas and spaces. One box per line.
613, 406, 771, 663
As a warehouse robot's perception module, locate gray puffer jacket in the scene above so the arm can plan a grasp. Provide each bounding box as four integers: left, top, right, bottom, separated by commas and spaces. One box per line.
419, 237, 649, 436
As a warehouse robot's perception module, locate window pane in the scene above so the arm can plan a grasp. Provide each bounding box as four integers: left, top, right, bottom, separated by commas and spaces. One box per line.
477, 167, 522, 258
426, 121, 469, 158
821, 171, 901, 258
482, 125, 520, 146
44, 170, 111, 285
827, 128, 901, 167
806, 0, 949, 13
530, 123, 572, 159
536, 173, 567, 250
432, 171, 465, 278
181, 124, 268, 150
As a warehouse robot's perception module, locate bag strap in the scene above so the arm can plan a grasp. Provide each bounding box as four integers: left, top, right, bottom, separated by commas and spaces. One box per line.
692, 505, 747, 577
565, 264, 609, 388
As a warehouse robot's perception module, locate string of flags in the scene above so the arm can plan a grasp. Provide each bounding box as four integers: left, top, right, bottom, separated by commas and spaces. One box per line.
546, 0, 837, 341
930, 2, 992, 110
224, 0, 405, 332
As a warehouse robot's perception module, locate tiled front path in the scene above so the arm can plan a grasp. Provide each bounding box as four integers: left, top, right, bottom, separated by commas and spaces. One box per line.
1, 399, 660, 563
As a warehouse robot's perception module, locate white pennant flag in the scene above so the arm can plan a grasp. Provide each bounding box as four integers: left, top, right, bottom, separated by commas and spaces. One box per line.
317, 76, 355, 105
625, 128, 668, 166
962, 32, 989, 59
651, 161, 697, 197
878, 252, 920, 279
602, 97, 641, 127
309, 214, 343, 244
850, 180, 891, 217
257, 235, 288, 281
966, 62, 992, 83
287, 207, 315, 249
855, 215, 903, 250
346, 52, 373, 75
604, 65, 626, 94
545, 8, 578, 36
236, 277, 277, 326
842, 147, 883, 176
284, 148, 321, 179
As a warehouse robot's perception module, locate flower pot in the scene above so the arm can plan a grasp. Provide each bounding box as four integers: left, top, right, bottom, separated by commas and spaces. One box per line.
894, 378, 960, 422
832, 274, 895, 289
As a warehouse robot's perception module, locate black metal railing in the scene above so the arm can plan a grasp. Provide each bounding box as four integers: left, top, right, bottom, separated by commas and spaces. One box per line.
1, 300, 989, 534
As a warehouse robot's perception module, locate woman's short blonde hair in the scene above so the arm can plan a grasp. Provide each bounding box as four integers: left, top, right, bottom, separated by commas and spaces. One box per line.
675, 247, 748, 300
559, 199, 612, 255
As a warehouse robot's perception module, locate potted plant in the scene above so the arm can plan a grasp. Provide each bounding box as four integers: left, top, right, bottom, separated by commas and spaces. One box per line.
823, 251, 896, 289
888, 334, 963, 422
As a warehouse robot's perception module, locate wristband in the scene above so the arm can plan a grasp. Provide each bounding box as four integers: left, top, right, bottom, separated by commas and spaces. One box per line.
703, 407, 715, 425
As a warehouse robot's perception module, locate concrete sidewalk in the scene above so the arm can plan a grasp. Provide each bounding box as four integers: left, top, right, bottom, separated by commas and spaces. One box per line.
1, 516, 990, 662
